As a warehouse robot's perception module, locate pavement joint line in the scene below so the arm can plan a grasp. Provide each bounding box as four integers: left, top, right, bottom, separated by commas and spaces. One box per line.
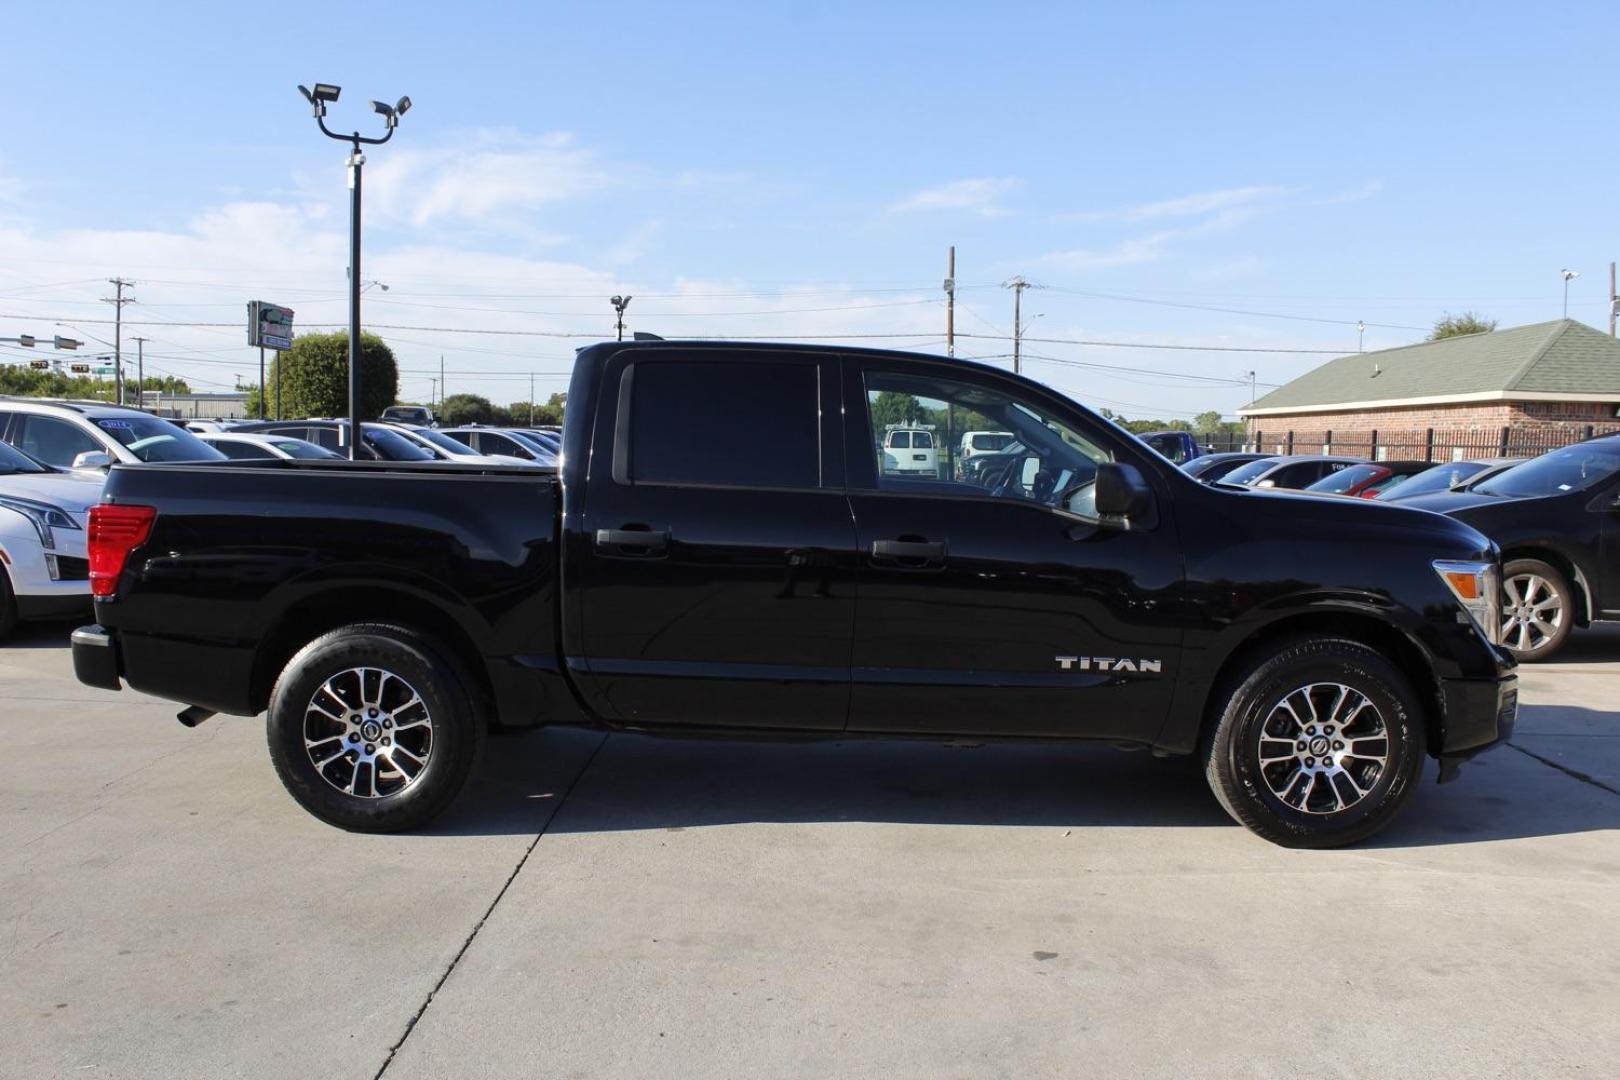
1506, 742, 1620, 798
371, 730, 612, 1080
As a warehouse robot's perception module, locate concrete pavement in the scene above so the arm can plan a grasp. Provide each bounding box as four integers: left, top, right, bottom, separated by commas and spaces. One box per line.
1, 622, 1616, 1079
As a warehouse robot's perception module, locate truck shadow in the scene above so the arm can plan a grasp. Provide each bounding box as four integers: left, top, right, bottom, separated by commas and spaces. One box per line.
429, 725, 1618, 848
1, 620, 85, 650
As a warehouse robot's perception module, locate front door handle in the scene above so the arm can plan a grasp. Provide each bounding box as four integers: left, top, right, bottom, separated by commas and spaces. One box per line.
596, 527, 669, 552
871, 538, 947, 569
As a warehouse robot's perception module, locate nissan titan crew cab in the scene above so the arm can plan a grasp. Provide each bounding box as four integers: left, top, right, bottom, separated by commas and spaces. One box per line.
71, 342, 1518, 848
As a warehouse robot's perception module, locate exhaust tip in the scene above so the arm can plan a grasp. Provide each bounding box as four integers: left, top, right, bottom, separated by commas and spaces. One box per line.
177, 706, 216, 728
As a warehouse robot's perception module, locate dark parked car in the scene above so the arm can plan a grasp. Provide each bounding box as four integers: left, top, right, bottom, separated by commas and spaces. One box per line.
440, 426, 557, 463
1303, 461, 1432, 499
1220, 455, 1365, 491
1377, 458, 1524, 502
1139, 430, 1203, 464
71, 341, 1516, 849
1399, 437, 1620, 660
1182, 452, 1271, 483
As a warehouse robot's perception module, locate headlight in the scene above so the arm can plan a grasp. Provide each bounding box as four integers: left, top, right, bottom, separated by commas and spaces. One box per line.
1433, 559, 1501, 645
0, 496, 81, 550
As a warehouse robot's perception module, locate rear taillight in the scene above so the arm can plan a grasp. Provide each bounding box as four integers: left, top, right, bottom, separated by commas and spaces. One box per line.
88, 504, 157, 598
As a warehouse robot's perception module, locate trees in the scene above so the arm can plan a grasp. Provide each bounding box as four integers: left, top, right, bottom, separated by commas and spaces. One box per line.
1428, 312, 1497, 340
259, 332, 398, 420
0, 367, 188, 402
440, 393, 496, 426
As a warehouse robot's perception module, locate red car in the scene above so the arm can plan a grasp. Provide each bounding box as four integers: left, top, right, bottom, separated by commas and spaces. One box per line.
1303, 460, 1432, 499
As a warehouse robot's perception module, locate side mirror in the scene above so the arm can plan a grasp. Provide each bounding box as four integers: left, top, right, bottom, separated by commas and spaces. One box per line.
72, 451, 112, 470
1095, 461, 1155, 525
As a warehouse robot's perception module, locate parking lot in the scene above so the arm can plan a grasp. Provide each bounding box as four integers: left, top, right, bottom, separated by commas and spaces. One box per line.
0, 624, 1615, 1079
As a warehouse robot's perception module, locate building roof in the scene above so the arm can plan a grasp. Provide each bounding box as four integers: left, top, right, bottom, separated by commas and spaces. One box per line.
1240, 320, 1620, 417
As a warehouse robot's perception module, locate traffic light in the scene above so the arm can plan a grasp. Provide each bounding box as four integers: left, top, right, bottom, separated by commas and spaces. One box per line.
53, 336, 81, 351
69, 363, 90, 374
17, 334, 35, 348
29, 360, 49, 370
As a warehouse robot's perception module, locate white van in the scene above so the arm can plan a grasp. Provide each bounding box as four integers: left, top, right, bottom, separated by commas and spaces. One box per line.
880, 426, 938, 476
959, 430, 1015, 460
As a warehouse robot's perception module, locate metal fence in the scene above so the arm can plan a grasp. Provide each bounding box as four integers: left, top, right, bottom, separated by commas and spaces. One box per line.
1201, 424, 1620, 463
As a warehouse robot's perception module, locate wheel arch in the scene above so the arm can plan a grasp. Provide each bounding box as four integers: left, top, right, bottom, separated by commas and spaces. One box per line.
1192, 610, 1445, 758
250, 586, 494, 722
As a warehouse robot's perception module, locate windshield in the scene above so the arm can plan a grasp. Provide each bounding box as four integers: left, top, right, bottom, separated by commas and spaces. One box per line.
0, 439, 49, 474
269, 439, 342, 460
1474, 443, 1620, 498
969, 433, 1013, 452
1378, 461, 1488, 499
406, 427, 479, 456
95, 416, 226, 462
1306, 463, 1383, 494
1219, 457, 1283, 486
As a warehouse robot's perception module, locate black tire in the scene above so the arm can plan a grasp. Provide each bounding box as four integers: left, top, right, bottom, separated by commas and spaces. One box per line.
266, 623, 483, 832
1202, 637, 1426, 849
0, 567, 17, 639
1500, 557, 1574, 662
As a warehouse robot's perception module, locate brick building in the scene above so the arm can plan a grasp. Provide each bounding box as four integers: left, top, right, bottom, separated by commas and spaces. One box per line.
1238, 319, 1620, 459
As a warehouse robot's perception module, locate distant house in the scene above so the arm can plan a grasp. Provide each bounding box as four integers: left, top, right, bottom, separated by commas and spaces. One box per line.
1239, 320, 1620, 458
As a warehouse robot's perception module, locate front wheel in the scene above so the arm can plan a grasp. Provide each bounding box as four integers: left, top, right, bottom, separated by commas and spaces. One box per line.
1202, 637, 1426, 848
266, 623, 483, 831
1500, 558, 1573, 661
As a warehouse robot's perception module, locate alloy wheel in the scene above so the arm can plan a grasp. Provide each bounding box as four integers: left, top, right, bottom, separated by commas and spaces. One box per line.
1501, 572, 1563, 655
1255, 682, 1389, 815
303, 666, 434, 799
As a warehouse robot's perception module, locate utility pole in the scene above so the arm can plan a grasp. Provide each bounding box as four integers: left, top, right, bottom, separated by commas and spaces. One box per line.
1609, 261, 1616, 339
131, 337, 148, 410
1003, 276, 1039, 375
439, 355, 445, 411
103, 278, 134, 405
944, 246, 956, 357
529, 372, 536, 425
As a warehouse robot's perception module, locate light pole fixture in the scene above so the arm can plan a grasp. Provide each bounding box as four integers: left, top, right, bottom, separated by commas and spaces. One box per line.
610, 294, 632, 341
298, 81, 411, 458
360, 279, 390, 293
1561, 268, 1580, 320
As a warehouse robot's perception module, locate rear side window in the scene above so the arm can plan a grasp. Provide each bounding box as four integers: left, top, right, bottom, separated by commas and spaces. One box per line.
628, 360, 819, 489
889, 431, 911, 449
913, 431, 933, 449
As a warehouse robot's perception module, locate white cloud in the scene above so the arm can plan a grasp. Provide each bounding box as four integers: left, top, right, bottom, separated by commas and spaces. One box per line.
1061, 185, 1295, 225
1025, 208, 1256, 274
889, 177, 1020, 217
364, 130, 612, 228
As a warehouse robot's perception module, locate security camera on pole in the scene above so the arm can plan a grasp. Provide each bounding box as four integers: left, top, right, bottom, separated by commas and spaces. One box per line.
297, 82, 411, 459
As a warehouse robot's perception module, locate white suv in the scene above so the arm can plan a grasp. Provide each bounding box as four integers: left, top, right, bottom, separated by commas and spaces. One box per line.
0, 438, 100, 635
0, 399, 226, 469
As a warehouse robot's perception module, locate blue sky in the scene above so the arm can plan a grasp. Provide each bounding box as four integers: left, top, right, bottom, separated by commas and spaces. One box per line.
1, 1, 1615, 417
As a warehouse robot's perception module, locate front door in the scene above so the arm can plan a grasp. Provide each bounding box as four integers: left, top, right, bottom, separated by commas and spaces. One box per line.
844, 358, 1185, 741
573, 348, 856, 730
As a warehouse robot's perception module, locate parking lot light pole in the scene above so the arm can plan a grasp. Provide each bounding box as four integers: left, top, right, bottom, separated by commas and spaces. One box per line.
298, 83, 411, 459
611, 295, 632, 341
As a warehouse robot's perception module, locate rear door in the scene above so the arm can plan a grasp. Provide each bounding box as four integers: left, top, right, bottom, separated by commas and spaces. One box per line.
572, 348, 856, 730
843, 356, 1185, 740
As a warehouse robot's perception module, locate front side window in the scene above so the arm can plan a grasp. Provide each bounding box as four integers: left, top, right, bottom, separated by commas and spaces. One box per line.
15, 416, 103, 467
864, 370, 1109, 513
626, 359, 820, 489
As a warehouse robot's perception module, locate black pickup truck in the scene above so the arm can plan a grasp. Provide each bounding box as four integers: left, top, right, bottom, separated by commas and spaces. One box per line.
72, 341, 1517, 847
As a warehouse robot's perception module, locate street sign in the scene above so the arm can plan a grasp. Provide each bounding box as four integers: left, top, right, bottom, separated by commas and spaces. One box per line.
93, 366, 114, 376
248, 301, 295, 350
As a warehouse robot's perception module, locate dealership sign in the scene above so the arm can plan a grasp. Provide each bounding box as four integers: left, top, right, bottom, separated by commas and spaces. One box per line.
248, 301, 295, 350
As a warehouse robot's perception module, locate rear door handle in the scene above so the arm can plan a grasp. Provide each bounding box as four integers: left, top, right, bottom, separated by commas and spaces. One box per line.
596, 527, 669, 551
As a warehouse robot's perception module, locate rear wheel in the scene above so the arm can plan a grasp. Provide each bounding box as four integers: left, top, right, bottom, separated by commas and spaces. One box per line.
266, 623, 482, 831
1202, 637, 1426, 848
1500, 558, 1573, 661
